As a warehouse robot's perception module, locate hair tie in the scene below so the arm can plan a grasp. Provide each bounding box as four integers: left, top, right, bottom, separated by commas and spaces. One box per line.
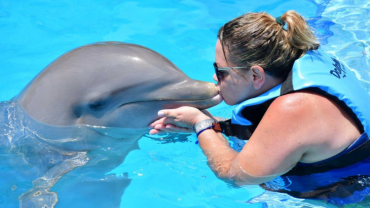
275, 16, 285, 26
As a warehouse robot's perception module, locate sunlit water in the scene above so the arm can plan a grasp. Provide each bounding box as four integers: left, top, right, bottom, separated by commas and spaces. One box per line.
0, 0, 370, 207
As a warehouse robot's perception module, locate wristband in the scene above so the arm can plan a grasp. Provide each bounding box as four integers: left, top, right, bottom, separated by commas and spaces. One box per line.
196, 125, 214, 137
194, 119, 216, 136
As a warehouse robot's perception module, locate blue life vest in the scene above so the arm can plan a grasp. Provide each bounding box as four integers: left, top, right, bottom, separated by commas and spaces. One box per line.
231, 48, 370, 136
225, 49, 370, 205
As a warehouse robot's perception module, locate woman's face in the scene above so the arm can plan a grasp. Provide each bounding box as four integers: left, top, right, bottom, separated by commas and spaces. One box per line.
214, 39, 253, 105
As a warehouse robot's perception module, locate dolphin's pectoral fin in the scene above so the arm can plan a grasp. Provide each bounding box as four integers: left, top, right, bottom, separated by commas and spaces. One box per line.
18, 152, 89, 208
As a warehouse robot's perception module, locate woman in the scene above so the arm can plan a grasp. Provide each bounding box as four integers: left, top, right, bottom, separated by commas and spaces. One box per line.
149, 11, 370, 205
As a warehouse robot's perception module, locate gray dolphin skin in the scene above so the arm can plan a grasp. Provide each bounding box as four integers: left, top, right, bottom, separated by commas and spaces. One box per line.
1, 42, 222, 208
15, 41, 221, 129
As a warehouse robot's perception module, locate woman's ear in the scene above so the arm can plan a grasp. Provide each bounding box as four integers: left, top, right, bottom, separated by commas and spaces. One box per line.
250, 65, 266, 89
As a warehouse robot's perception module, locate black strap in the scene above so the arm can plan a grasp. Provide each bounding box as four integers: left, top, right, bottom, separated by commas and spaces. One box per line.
218, 120, 370, 174
284, 137, 370, 176
261, 175, 370, 199
218, 119, 253, 140
218, 119, 233, 136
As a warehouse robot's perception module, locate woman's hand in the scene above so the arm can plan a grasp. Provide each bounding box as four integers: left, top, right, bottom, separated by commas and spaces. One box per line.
149, 106, 211, 134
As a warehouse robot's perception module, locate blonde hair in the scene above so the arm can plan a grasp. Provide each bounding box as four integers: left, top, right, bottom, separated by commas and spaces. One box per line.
218, 10, 320, 78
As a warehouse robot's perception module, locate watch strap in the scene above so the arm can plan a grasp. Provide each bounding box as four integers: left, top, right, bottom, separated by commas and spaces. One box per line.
194, 119, 215, 136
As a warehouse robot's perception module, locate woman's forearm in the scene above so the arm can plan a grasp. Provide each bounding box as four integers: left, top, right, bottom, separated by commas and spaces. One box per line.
197, 129, 238, 178
197, 129, 275, 185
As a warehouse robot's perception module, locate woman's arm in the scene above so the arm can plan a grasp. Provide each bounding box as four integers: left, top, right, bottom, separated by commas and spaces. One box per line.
149, 97, 307, 184
195, 93, 310, 184
149, 91, 359, 185
149, 103, 302, 184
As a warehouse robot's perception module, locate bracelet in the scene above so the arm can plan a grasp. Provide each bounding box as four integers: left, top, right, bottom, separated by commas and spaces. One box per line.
194, 119, 216, 136
196, 125, 214, 137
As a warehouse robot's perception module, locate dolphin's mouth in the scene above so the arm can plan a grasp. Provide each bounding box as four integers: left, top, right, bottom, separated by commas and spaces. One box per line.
118, 93, 223, 109
206, 93, 223, 104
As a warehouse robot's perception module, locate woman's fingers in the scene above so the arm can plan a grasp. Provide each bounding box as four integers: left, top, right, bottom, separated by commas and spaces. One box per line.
149, 124, 193, 134
158, 107, 192, 118
149, 109, 178, 128
158, 109, 174, 118
149, 128, 162, 134
164, 124, 194, 133
149, 117, 167, 128
149, 106, 210, 134
156, 115, 190, 129
156, 121, 193, 132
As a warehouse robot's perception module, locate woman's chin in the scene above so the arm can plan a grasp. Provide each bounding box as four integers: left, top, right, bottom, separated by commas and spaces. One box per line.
223, 98, 240, 106
223, 99, 233, 105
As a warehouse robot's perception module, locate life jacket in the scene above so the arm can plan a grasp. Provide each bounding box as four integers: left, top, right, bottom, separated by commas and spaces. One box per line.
218, 48, 370, 141
217, 48, 370, 205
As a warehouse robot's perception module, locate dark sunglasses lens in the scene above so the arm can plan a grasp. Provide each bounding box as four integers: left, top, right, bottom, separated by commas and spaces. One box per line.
213, 63, 221, 81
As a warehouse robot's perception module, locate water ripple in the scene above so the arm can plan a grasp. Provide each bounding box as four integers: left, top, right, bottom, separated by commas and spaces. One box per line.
320, 0, 370, 90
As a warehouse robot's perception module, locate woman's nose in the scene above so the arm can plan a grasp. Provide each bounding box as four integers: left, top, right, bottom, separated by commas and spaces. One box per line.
213, 73, 218, 82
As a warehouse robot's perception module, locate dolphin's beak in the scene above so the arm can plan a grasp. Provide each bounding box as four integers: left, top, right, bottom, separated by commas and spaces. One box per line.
166, 80, 223, 109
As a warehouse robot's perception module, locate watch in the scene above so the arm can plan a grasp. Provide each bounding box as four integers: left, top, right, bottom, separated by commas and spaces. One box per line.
194, 119, 216, 136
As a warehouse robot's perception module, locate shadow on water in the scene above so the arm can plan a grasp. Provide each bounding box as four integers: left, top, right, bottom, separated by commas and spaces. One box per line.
145, 133, 193, 144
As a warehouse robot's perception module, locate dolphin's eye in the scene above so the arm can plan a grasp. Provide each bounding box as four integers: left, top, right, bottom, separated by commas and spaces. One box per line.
88, 100, 105, 111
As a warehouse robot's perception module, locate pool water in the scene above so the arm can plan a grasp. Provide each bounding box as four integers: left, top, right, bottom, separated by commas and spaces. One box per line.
0, 0, 370, 207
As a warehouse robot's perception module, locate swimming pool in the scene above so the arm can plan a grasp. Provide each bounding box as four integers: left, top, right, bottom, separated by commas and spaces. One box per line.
1, 0, 369, 207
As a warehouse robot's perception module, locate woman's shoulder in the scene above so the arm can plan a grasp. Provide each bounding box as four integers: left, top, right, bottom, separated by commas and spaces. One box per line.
268, 90, 327, 116
266, 89, 359, 138
262, 89, 361, 163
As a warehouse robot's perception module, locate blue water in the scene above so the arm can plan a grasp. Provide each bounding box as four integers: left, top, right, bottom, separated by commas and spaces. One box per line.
0, 0, 369, 207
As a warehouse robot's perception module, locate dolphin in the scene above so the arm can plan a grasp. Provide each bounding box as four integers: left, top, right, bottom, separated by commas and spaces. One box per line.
1, 42, 222, 207
15, 41, 221, 129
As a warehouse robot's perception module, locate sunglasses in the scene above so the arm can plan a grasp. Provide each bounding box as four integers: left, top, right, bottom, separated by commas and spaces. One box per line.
213, 62, 272, 82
